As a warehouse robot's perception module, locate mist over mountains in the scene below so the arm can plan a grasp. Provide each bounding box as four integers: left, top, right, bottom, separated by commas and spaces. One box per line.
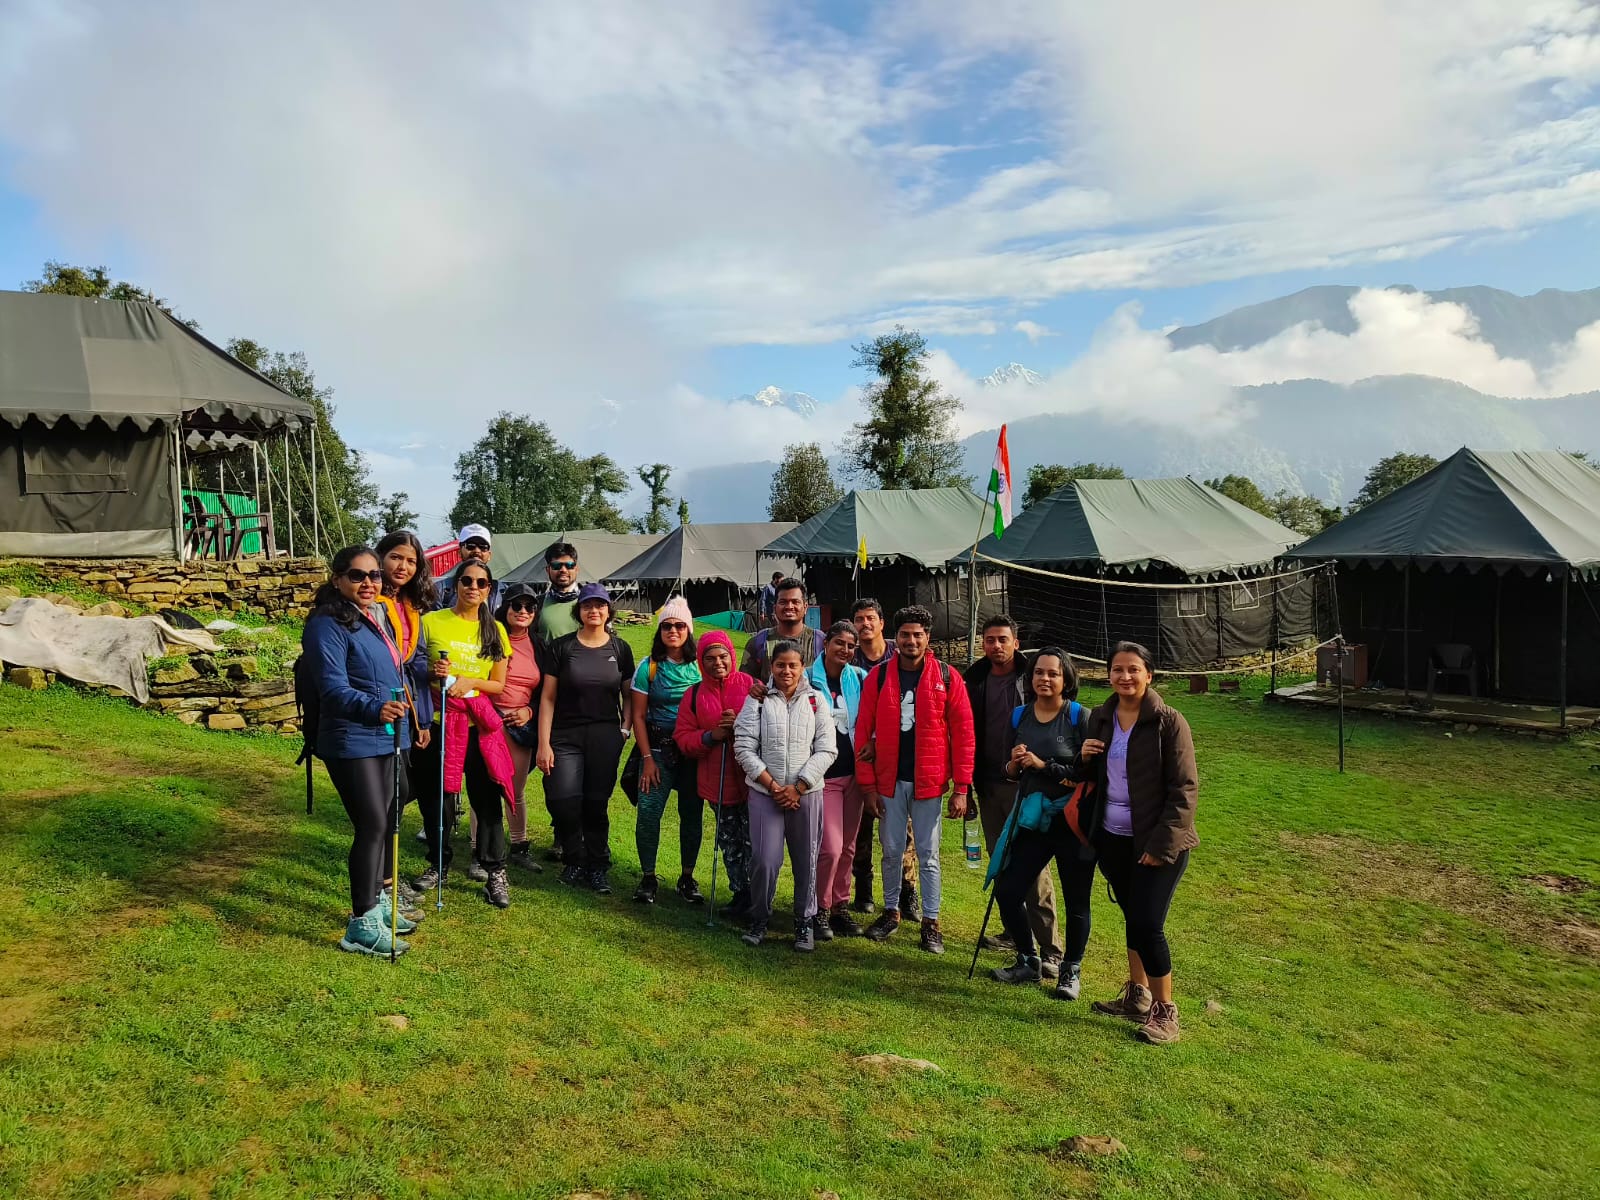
677, 284, 1600, 521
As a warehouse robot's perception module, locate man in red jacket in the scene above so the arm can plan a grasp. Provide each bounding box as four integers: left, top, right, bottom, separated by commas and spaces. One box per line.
854, 605, 975, 954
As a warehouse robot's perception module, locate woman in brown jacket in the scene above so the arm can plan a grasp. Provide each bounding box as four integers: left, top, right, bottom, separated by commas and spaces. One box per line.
1080, 640, 1198, 1045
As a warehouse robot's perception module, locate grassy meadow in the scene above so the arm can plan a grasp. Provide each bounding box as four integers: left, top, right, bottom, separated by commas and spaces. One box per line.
1, 645, 1597, 1198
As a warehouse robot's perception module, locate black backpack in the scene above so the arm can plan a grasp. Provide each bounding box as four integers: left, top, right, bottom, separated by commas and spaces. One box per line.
294, 632, 320, 814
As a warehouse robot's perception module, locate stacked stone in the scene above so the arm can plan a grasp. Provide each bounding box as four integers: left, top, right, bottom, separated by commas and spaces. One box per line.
3, 557, 327, 622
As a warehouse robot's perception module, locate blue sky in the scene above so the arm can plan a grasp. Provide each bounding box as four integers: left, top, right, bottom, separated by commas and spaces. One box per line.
3, 1, 1600, 535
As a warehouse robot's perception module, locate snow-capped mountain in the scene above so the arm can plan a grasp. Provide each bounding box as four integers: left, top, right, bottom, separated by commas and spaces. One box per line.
980, 362, 1044, 388
737, 385, 819, 416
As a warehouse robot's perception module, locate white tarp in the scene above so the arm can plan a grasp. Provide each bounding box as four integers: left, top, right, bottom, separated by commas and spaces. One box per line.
0, 597, 218, 703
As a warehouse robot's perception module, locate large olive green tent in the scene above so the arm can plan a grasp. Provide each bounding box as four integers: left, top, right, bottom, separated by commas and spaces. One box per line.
604, 523, 798, 618
0, 291, 312, 557
1283, 448, 1600, 715
761, 488, 999, 639
951, 477, 1317, 668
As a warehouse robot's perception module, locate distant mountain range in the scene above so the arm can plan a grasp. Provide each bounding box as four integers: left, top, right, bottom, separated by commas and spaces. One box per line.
736, 385, 818, 417
681, 285, 1600, 520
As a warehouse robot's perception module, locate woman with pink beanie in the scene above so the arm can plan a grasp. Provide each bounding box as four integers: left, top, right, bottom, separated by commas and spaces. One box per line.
629, 596, 705, 904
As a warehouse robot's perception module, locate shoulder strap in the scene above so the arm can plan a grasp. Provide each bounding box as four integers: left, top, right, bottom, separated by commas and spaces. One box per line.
877, 661, 891, 689
1069, 700, 1083, 727
687, 681, 701, 712
1011, 703, 1026, 730
648, 658, 659, 684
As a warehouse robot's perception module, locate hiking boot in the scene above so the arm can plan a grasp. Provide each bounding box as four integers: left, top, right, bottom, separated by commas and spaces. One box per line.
900, 882, 918, 917
587, 869, 613, 895
979, 931, 1015, 952
465, 856, 489, 883
546, 844, 565, 863
483, 868, 511, 909
394, 877, 424, 905
991, 953, 1042, 984
339, 906, 409, 957
1040, 955, 1062, 980
508, 842, 542, 873
919, 919, 945, 955
829, 905, 863, 937
676, 875, 705, 905
558, 864, 587, 888
375, 889, 419, 934
864, 911, 901, 941
414, 828, 429, 844
793, 919, 815, 953
726, 888, 752, 918
811, 913, 834, 942
413, 865, 447, 893
633, 874, 659, 904
1092, 981, 1154, 1021
851, 879, 875, 914
741, 921, 767, 947
1052, 961, 1083, 1002
1135, 1000, 1181, 1045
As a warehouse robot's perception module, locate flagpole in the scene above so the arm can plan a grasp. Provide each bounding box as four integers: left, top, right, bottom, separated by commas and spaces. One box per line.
965, 480, 995, 665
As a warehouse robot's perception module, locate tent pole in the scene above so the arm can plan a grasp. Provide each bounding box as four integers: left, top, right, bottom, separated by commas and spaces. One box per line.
1269, 571, 1279, 695
310, 419, 320, 561
1402, 563, 1411, 698
171, 423, 185, 559
285, 433, 295, 557
1559, 569, 1569, 731
1492, 572, 1503, 696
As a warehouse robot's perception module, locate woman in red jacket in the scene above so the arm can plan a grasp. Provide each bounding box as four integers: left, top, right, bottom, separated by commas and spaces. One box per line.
1081, 641, 1199, 1046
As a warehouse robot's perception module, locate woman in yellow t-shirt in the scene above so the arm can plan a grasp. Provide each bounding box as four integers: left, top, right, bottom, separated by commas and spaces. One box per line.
413, 560, 515, 909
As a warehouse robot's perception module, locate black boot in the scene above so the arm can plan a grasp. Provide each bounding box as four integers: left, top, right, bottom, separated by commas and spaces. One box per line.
483, 867, 511, 909
676, 875, 705, 905
414, 864, 448, 892
851, 876, 875, 914
633, 873, 659, 904
726, 887, 752, 918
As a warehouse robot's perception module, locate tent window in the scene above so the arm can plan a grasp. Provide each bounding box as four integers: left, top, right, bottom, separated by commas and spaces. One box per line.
1176, 590, 1206, 619
21, 423, 130, 494
982, 572, 1004, 596
1231, 581, 1260, 610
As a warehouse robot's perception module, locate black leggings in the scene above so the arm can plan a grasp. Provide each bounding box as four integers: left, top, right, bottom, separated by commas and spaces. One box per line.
994, 817, 1095, 962
547, 722, 626, 871
1094, 832, 1188, 979
411, 727, 509, 871
324, 754, 397, 916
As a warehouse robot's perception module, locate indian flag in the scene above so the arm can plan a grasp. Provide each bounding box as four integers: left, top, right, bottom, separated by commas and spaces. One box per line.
988, 424, 1013, 539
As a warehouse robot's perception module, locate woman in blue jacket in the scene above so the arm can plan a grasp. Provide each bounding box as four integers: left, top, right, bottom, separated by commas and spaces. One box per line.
303, 545, 429, 956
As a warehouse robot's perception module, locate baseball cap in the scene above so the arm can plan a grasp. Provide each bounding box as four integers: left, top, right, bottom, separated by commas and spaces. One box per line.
457, 523, 492, 547
576, 582, 613, 606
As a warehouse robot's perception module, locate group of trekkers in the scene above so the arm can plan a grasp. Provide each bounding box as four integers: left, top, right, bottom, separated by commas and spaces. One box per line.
303, 524, 1199, 1045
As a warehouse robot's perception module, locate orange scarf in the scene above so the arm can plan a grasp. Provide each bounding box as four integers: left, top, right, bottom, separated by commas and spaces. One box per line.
377, 594, 421, 660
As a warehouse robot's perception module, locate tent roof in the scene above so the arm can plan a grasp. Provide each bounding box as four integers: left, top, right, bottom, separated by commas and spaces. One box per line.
1283, 448, 1600, 576
499, 530, 665, 585
605, 523, 799, 587
954, 477, 1303, 578
0, 291, 313, 432
762, 488, 988, 570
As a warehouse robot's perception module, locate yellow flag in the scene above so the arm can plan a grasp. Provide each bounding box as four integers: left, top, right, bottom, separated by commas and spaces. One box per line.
857, 535, 868, 569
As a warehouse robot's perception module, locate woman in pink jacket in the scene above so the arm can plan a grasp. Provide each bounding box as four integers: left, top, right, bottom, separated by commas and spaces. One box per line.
673, 630, 755, 919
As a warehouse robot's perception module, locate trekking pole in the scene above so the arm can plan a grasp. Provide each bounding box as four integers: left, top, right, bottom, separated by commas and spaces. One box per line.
437, 653, 452, 911
967, 790, 1025, 981
387, 687, 403, 964
707, 742, 728, 929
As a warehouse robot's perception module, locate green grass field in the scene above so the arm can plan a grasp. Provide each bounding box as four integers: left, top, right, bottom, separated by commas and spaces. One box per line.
1, 655, 1598, 1199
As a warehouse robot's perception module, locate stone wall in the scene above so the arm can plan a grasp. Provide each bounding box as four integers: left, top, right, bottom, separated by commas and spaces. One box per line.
145, 657, 299, 732
5, 557, 327, 621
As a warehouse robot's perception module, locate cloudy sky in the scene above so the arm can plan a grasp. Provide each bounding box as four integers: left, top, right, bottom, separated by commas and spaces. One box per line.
2, 0, 1599, 536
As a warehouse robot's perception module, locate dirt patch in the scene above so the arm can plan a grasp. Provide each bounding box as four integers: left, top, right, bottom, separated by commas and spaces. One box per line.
1525, 873, 1594, 895
1280, 833, 1600, 962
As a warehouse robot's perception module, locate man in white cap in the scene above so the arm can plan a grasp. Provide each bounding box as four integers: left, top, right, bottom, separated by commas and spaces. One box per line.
437, 523, 506, 611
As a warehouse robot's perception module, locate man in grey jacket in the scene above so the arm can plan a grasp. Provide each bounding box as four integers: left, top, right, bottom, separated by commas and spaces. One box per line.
733, 638, 837, 951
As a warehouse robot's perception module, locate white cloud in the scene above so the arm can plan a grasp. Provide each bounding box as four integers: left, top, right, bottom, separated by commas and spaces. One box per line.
1014, 320, 1052, 342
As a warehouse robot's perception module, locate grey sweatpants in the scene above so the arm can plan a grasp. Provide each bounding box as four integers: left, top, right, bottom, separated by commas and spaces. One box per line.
879, 780, 944, 920
748, 788, 823, 927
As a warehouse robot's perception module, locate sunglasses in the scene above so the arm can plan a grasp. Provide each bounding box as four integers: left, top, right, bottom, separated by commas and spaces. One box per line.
507, 599, 537, 612
458, 577, 490, 590
547, 560, 577, 570
660, 621, 689, 632
461, 540, 491, 551
343, 569, 383, 584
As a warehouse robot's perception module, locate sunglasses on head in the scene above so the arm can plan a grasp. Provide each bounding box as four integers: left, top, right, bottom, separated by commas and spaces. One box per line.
343, 569, 383, 584
507, 598, 537, 612
548, 560, 577, 571
458, 576, 490, 590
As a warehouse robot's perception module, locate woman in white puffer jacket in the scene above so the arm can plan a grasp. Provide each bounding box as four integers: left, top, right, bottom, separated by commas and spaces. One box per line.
733, 640, 837, 951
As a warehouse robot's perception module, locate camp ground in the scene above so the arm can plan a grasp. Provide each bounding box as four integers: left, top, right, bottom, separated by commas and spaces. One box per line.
601, 521, 798, 625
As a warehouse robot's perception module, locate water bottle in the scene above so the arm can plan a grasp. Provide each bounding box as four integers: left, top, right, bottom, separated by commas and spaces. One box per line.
964, 818, 982, 869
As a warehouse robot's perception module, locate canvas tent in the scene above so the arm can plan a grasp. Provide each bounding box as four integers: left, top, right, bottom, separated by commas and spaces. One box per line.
499, 530, 665, 597
953, 477, 1316, 668
605, 523, 797, 618
761, 488, 999, 639
1283, 448, 1600, 715
0, 291, 312, 557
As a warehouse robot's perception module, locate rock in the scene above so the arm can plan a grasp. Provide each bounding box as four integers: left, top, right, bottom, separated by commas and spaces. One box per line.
152, 696, 221, 712
175, 710, 205, 725
153, 662, 201, 685
378, 1014, 409, 1031
6, 666, 48, 690
84, 602, 128, 618
207, 713, 247, 731
238, 679, 295, 698
853, 1053, 943, 1073
1205, 1000, 1225, 1014
1059, 1135, 1126, 1157
0, 585, 18, 602
250, 702, 300, 724
100, 581, 126, 596
1465, 724, 1479, 734
219, 656, 259, 680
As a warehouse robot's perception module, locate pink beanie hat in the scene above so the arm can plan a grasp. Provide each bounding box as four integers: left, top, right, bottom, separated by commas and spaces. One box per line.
658, 596, 693, 627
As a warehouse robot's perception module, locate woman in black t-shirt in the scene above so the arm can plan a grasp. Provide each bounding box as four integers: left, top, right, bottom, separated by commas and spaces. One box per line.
989, 647, 1096, 1000
536, 584, 635, 893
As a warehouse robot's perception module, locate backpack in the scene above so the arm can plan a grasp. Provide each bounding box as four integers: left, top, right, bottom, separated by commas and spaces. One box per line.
293, 636, 319, 814
1011, 700, 1092, 842
874, 658, 955, 695
1011, 700, 1084, 730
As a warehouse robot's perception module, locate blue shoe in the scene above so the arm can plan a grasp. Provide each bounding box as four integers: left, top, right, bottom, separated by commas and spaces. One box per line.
340, 905, 410, 956
375, 889, 419, 935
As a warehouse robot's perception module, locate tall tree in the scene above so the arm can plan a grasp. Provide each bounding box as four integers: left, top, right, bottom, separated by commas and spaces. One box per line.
769, 442, 844, 522
448, 413, 629, 534
375, 492, 420, 534
677, 497, 691, 527
1023, 461, 1125, 507
1353, 452, 1439, 509
633, 463, 673, 534
1204, 474, 1274, 517
1268, 491, 1342, 536
24, 260, 198, 328
229, 338, 379, 554
841, 327, 971, 490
